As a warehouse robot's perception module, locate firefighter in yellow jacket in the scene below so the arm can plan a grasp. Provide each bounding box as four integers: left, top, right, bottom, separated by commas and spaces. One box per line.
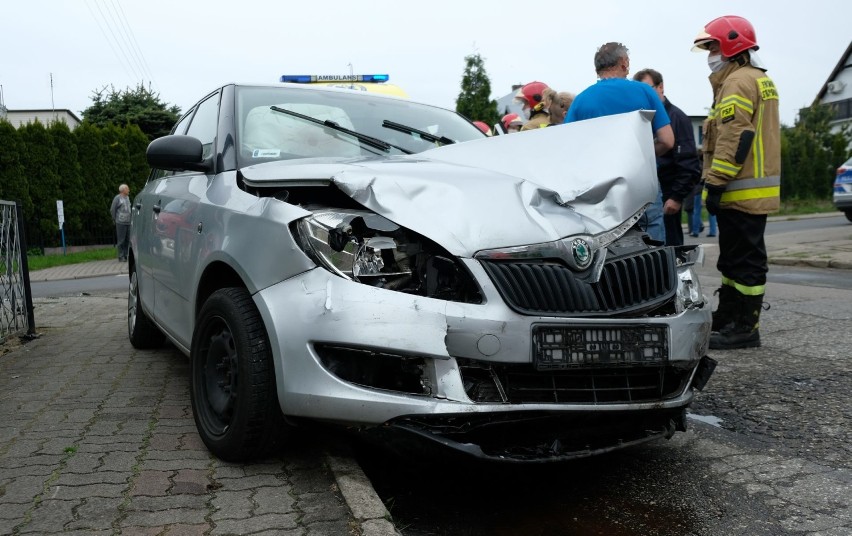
693, 15, 780, 350
515, 81, 551, 131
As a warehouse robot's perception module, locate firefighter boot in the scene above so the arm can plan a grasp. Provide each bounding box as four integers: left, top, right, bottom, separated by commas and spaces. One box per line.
709, 294, 763, 350
711, 285, 738, 332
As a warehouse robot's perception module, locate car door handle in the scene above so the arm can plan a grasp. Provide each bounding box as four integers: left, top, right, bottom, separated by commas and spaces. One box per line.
135, 202, 142, 210
152, 204, 161, 214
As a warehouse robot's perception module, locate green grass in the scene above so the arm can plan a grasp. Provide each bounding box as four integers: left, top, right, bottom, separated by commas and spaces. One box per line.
683, 198, 837, 223
27, 248, 116, 271
776, 198, 837, 216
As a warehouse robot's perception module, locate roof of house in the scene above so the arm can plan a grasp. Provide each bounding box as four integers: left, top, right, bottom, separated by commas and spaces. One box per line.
815, 40, 852, 103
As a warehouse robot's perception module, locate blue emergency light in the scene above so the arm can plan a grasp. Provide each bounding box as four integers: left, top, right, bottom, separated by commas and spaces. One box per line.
280, 74, 390, 84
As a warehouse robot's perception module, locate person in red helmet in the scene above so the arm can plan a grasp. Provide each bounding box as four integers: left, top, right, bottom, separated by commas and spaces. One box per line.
693, 15, 780, 350
514, 81, 551, 131
501, 113, 524, 133
472, 121, 493, 136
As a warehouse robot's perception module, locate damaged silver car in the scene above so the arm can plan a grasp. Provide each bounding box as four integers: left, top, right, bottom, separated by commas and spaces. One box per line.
128, 83, 715, 463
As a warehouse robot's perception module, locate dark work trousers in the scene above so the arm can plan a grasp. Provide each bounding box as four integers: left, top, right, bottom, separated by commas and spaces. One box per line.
663, 210, 684, 246
716, 209, 768, 289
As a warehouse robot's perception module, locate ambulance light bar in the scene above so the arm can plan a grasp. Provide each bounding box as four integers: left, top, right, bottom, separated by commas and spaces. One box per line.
280, 74, 390, 84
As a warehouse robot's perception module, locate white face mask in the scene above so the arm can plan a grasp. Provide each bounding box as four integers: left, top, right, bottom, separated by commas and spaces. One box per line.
521, 107, 531, 120
707, 54, 725, 73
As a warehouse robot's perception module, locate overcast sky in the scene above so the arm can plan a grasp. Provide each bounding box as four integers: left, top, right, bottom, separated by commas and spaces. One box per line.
2, 1, 849, 126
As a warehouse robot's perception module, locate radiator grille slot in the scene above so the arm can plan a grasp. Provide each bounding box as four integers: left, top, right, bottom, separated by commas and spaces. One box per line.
460, 362, 690, 404
480, 248, 676, 316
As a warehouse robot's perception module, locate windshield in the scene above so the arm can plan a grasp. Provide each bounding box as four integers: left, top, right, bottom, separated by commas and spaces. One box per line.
236, 86, 484, 167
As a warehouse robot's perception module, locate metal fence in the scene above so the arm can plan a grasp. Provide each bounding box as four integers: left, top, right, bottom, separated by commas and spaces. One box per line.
26, 221, 115, 255
0, 200, 35, 342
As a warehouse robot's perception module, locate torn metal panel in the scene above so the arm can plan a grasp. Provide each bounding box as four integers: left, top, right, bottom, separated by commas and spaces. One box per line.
335, 110, 659, 252
242, 111, 659, 258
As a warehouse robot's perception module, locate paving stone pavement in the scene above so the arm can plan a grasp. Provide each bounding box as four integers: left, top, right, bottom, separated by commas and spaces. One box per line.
0, 293, 398, 536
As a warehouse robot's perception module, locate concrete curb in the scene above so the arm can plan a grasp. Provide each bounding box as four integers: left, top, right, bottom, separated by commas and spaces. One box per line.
325, 450, 401, 536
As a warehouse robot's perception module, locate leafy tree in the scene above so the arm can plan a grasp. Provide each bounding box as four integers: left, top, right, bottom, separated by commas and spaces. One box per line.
456, 53, 500, 127
0, 120, 31, 217
82, 82, 181, 141
781, 104, 851, 200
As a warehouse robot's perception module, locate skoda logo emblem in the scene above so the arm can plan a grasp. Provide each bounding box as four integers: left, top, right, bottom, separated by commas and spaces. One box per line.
572, 238, 592, 268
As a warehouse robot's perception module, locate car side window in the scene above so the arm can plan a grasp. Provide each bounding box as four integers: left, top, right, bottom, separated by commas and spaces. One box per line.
185, 93, 220, 160
148, 109, 196, 181
172, 109, 194, 135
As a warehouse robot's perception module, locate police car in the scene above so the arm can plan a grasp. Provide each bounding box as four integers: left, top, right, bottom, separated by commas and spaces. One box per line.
833, 156, 852, 223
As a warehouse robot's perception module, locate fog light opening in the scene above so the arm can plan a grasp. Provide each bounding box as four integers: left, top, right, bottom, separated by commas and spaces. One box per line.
314, 344, 431, 395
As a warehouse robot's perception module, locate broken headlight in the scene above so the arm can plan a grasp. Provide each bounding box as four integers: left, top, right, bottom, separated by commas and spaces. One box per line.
293, 209, 481, 303
674, 246, 705, 313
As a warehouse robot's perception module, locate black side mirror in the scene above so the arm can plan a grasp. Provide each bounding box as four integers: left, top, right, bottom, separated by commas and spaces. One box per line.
146, 135, 211, 172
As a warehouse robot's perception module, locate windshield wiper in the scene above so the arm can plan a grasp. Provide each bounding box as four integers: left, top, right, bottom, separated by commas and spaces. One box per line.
270, 106, 412, 155
382, 120, 456, 146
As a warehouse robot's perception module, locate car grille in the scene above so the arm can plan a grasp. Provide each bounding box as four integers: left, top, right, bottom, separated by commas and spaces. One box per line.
459, 360, 690, 404
480, 248, 676, 316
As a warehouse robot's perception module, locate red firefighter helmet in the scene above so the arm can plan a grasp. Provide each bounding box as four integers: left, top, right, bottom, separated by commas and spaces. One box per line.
514, 81, 549, 108
693, 15, 758, 58
473, 121, 491, 135
501, 113, 522, 130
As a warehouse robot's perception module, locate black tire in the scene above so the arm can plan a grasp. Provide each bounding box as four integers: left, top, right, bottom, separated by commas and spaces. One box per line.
128, 266, 165, 349
845, 210, 852, 223
190, 287, 285, 461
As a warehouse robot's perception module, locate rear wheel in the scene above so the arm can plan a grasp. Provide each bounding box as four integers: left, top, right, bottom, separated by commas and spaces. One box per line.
127, 266, 165, 348
190, 287, 285, 461
844, 210, 852, 223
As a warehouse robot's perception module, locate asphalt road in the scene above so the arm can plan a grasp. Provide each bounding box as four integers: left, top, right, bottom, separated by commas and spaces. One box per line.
356, 216, 852, 536
24, 214, 852, 535
30, 273, 128, 298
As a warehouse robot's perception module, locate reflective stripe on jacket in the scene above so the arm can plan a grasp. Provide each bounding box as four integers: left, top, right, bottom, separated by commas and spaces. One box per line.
702, 59, 781, 215
520, 112, 550, 131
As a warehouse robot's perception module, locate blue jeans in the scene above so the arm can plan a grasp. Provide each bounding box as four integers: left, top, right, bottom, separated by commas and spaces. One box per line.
691, 193, 717, 235
641, 189, 666, 243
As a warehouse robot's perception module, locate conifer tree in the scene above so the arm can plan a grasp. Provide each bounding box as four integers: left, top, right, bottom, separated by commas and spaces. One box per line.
18, 121, 61, 248
49, 121, 84, 241
0, 121, 30, 216
780, 104, 851, 200
83, 83, 181, 141
456, 53, 500, 127
73, 122, 111, 242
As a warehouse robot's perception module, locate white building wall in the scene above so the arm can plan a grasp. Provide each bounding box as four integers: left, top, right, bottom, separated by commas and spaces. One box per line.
5, 110, 81, 130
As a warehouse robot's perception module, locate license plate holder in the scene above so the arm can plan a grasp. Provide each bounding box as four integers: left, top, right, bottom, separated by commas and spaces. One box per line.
532, 325, 668, 370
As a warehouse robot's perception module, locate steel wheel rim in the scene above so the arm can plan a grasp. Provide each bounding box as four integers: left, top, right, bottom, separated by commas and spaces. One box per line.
196, 317, 238, 436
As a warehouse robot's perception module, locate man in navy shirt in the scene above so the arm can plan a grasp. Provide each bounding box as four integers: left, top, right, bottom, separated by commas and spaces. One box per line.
634, 68, 702, 246
566, 43, 674, 242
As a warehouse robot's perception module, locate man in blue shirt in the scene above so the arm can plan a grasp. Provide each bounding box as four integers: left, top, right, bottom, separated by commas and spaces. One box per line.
566, 43, 674, 242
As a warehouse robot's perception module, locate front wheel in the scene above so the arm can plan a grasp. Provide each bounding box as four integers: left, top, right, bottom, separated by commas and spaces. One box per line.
128, 266, 165, 348
190, 287, 285, 461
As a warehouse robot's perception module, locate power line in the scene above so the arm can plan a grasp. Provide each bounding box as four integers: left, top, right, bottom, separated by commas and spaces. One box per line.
84, 0, 136, 83
104, 0, 154, 87
87, 0, 142, 80
111, 0, 158, 89
93, 0, 143, 81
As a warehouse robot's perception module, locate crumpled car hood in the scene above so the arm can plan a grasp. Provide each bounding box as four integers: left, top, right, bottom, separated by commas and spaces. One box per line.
241, 111, 658, 257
